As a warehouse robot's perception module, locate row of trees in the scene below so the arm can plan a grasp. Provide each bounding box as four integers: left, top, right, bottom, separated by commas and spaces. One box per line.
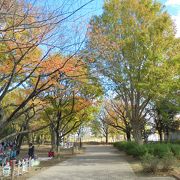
0, 0, 179, 150
0, 0, 104, 152
86, 0, 180, 144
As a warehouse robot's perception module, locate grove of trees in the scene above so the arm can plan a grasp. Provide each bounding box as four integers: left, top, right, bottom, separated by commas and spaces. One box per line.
0, 0, 179, 151
86, 0, 180, 144
0, 0, 103, 152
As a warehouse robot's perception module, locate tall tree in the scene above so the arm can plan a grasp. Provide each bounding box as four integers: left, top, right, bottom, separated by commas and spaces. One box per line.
86, 0, 180, 144
42, 55, 102, 151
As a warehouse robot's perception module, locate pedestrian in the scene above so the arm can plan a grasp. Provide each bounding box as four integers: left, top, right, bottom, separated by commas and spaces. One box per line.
28, 143, 34, 159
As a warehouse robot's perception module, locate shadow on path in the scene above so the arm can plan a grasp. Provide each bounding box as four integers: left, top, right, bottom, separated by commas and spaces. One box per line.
28, 145, 175, 180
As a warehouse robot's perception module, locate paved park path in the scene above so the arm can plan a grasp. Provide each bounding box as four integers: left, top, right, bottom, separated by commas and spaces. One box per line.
29, 145, 174, 180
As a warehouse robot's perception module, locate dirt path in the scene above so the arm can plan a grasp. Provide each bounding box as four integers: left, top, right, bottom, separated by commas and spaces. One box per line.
28, 145, 174, 180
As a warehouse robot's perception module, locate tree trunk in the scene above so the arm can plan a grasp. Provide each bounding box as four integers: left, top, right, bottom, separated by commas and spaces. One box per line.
105, 135, 108, 144
105, 130, 108, 144
56, 131, 60, 153
133, 128, 143, 145
79, 137, 82, 148
164, 128, 170, 142
51, 131, 56, 151
16, 134, 24, 155
26, 133, 30, 145
158, 129, 163, 142
126, 130, 131, 141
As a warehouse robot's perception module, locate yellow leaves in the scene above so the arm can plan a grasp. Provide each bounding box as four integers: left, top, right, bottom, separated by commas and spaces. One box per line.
74, 97, 91, 112
0, 58, 14, 74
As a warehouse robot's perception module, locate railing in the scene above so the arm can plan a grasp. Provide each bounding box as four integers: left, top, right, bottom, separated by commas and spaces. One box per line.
0, 158, 39, 179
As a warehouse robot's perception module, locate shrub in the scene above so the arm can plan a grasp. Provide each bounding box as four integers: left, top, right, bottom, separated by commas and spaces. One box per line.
114, 142, 148, 157
152, 144, 171, 158
170, 144, 180, 159
141, 153, 160, 173
124, 142, 137, 155
113, 142, 128, 150
114, 141, 179, 173
113, 142, 120, 148
144, 144, 155, 155
125, 145, 147, 157
133, 145, 148, 157
114, 141, 180, 159
170, 140, 180, 144
113, 141, 136, 152
160, 152, 176, 171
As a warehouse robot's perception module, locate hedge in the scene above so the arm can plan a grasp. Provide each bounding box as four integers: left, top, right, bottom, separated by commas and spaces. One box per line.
113, 141, 180, 159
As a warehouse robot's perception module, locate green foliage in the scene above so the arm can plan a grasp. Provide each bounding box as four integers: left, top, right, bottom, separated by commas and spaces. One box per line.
114, 141, 178, 173
132, 145, 148, 157
141, 153, 160, 173
113, 142, 147, 157
87, 0, 180, 144
170, 144, 180, 159
141, 152, 176, 173
151, 144, 171, 158
154, 98, 180, 135
171, 139, 180, 144
161, 152, 176, 171
114, 141, 180, 159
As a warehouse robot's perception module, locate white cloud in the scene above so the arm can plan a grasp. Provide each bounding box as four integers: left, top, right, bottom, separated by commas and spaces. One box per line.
172, 13, 180, 37
165, 0, 180, 6
165, 0, 180, 37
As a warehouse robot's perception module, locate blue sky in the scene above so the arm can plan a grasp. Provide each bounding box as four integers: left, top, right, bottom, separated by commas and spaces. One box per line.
35, 0, 180, 39
35, 0, 180, 54
73, 0, 180, 37
160, 0, 180, 37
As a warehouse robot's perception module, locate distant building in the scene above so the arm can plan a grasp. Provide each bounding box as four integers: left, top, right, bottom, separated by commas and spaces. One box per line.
164, 130, 180, 141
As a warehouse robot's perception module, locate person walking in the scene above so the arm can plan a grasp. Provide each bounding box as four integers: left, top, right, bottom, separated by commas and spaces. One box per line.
28, 143, 34, 159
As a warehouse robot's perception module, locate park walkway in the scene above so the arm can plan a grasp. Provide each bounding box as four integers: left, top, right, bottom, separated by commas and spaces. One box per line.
29, 145, 174, 180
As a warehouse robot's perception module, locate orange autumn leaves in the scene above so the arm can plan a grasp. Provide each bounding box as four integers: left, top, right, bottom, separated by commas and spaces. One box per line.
0, 50, 87, 107
41, 55, 86, 76
36, 54, 87, 88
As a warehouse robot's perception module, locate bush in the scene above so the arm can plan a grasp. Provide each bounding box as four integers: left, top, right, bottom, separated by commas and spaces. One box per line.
133, 145, 148, 157
126, 145, 147, 157
141, 153, 160, 173
144, 144, 155, 154
170, 140, 180, 144
113, 142, 147, 157
160, 152, 176, 171
113, 141, 128, 150
113, 142, 120, 148
114, 141, 179, 173
114, 141, 180, 159
124, 142, 136, 155
170, 144, 180, 159
152, 144, 171, 158
141, 152, 176, 173
113, 141, 136, 152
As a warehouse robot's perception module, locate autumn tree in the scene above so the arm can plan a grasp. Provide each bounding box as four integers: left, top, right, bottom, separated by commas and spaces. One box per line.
104, 100, 132, 141
41, 54, 102, 151
86, 0, 180, 144
0, 0, 95, 141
